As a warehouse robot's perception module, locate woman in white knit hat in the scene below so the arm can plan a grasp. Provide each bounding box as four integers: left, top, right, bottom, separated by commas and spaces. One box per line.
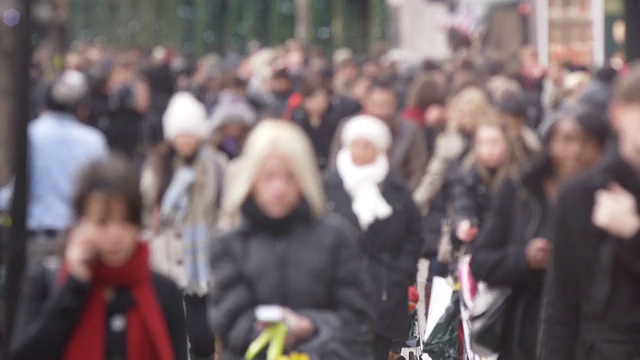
140, 91, 226, 360
323, 115, 423, 360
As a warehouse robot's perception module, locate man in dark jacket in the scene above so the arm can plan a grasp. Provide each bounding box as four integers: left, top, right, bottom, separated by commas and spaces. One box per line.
541, 65, 640, 359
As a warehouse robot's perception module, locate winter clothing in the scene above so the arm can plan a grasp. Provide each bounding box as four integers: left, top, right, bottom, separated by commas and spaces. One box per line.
209, 91, 257, 132
470, 159, 556, 360
162, 92, 210, 140
341, 115, 393, 151
324, 170, 423, 342
336, 150, 392, 230
291, 104, 344, 170
142, 145, 225, 295
541, 148, 640, 360
10, 244, 187, 360
413, 132, 468, 215
330, 117, 428, 190
208, 200, 374, 360
451, 162, 502, 254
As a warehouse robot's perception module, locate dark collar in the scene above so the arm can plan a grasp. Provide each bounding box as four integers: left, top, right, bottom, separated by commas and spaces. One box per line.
602, 147, 640, 198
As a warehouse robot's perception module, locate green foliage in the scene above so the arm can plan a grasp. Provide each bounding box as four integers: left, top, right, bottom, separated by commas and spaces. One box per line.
66, 0, 387, 56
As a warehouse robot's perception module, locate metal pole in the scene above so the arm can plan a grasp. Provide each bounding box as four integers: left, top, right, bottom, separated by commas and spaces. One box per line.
625, 0, 640, 62
1, 0, 31, 356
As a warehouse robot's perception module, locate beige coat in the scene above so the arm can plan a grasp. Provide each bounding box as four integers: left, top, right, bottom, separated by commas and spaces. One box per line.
413, 132, 467, 214
141, 145, 227, 293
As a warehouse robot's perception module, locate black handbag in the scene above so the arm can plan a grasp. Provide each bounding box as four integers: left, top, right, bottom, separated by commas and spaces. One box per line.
468, 283, 510, 356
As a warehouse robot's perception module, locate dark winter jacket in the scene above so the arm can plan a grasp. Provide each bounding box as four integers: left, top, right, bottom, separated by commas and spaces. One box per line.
541, 149, 640, 360
10, 268, 187, 360
324, 170, 423, 340
470, 160, 556, 360
451, 163, 503, 253
291, 106, 344, 170
208, 201, 374, 360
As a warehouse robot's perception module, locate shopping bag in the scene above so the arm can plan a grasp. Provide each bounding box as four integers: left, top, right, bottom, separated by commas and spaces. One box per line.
424, 292, 461, 360
468, 283, 510, 356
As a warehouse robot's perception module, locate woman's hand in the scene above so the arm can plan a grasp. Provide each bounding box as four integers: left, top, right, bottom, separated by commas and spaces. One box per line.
456, 220, 479, 243
525, 238, 552, 270
65, 222, 99, 282
593, 183, 640, 240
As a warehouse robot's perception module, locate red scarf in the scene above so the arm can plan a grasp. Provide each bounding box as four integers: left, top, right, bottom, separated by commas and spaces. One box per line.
401, 107, 425, 127
60, 243, 175, 360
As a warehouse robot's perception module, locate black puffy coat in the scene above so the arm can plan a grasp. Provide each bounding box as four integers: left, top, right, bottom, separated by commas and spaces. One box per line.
324, 170, 423, 341
541, 149, 640, 360
470, 160, 556, 360
208, 202, 374, 360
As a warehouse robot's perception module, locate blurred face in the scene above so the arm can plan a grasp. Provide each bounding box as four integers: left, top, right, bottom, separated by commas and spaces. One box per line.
83, 193, 139, 267
425, 104, 447, 130
171, 134, 202, 158
365, 89, 397, 124
350, 139, 380, 166
351, 77, 372, 103
475, 126, 508, 170
550, 118, 603, 181
457, 104, 479, 135
304, 89, 330, 117
252, 152, 303, 219
271, 77, 292, 96
613, 103, 640, 168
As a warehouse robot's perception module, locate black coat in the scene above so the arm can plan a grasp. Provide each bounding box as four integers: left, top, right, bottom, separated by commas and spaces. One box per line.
541, 149, 640, 360
291, 106, 344, 170
208, 206, 374, 360
470, 160, 555, 360
324, 170, 423, 340
10, 269, 188, 360
451, 164, 500, 253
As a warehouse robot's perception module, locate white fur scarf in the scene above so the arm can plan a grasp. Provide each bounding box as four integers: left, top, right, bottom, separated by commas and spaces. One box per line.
336, 149, 393, 230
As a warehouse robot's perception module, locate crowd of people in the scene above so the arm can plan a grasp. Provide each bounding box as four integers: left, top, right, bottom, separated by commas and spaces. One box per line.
4, 37, 640, 360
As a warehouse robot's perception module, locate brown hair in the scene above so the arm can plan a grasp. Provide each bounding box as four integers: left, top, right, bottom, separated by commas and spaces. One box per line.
73, 154, 142, 226
405, 72, 445, 110
613, 62, 640, 104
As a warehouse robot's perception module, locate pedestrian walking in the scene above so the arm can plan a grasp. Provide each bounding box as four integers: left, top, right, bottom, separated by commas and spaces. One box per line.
540, 67, 640, 360
10, 155, 187, 360
470, 105, 609, 360
25, 70, 109, 270
323, 115, 422, 360
208, 120, 374, 360
141, 92, 224, 360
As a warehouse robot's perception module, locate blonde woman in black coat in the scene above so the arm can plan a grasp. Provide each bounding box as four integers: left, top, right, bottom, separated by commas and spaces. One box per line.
324, 115, 423, 360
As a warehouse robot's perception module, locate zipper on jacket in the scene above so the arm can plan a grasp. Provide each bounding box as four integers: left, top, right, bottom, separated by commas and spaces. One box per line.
277, 239, 289, 305
382, 254, 388, 301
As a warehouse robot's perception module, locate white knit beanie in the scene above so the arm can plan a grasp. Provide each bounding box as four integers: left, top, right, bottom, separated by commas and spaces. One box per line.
162, 92, 209, 140
341, 115, 392, 151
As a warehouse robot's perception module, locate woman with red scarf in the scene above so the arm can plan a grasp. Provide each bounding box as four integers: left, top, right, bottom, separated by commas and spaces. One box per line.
10, 156, 187, 360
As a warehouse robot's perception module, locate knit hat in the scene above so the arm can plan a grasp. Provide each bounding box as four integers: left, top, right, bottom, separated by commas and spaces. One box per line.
341, 115, 392, 151
51, 70, 88, 106
497, 90, 529, 120
162, 92, 209, 140
209, 90, 257, 131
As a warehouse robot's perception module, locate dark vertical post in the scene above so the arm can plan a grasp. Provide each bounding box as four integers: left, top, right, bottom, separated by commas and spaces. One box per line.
626, 0, 640, 62
1, 0, 31, 356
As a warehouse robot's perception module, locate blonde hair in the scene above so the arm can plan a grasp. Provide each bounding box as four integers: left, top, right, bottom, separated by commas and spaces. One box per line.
447, 86, 496, 133
222, 120, 326, 220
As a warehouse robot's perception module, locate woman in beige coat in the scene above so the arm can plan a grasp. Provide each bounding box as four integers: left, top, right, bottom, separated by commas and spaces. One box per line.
141, 92, 226, 360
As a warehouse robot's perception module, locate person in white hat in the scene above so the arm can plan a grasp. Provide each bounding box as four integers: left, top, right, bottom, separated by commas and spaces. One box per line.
323, 114, 423, 360
141, 91, 225, 360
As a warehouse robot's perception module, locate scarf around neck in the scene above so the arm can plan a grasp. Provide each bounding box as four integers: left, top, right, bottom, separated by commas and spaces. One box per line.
160, 146, 219, 295
60, 243, 174, 360
336, 148, 393, 230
